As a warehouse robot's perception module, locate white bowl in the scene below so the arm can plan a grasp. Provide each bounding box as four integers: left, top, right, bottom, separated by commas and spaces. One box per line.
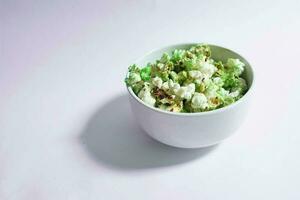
126, 43, 254, 148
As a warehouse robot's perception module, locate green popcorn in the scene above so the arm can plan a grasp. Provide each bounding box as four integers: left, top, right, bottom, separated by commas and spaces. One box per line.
160, 71, 169, 81
125, 65, 141, 86
183, 58, 198, 71
140, 64, 151, 81
220, 70, 239, 90
190, 44, 211, 58
177, 71, 188, 84
214, 61, 224, 70
125, 44, 248, 113
226, 58, 245, 76
172, 49, 186, 62
169, 71, 178, 82
131, 81, 144, 94
160, 53, 170, 63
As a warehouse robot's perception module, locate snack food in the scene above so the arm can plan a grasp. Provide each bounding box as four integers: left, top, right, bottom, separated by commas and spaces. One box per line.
125, 44, 247, 113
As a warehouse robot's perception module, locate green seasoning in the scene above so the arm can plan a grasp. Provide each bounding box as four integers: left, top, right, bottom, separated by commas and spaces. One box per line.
125, 44, 247, 113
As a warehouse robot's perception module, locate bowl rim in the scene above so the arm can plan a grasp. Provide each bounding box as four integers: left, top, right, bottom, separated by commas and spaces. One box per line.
126, 43, 255, 117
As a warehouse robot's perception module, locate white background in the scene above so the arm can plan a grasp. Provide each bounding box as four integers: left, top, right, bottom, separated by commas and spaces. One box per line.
1, 0, 300, 199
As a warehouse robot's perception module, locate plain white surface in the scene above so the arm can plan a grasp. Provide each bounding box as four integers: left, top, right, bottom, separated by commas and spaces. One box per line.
1, 0, 300, 199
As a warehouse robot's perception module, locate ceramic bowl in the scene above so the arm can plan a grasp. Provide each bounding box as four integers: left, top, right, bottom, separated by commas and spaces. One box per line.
126, 43, 254, 148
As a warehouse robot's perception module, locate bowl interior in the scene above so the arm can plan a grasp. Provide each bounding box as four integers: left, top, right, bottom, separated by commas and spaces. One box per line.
134, 43, 254, 89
